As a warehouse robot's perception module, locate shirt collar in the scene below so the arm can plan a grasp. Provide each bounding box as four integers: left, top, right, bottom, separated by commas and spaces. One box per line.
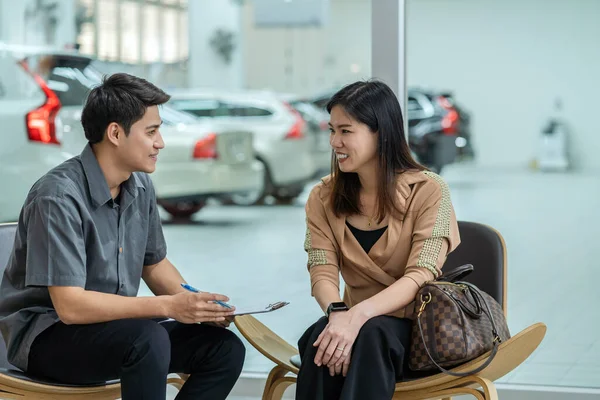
80, 144, 146, 209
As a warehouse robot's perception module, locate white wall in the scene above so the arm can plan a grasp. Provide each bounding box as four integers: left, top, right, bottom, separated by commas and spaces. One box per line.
406, 0, 600, 170
0, 0, 75, 48
188, 0, 244, 89
242, 0, 371, 96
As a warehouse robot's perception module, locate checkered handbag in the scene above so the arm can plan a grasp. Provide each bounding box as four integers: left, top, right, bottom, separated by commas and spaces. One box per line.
408, 265, 511, 376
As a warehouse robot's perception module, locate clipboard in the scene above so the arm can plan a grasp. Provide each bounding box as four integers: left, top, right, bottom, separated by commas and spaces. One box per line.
232, 301, 289, 316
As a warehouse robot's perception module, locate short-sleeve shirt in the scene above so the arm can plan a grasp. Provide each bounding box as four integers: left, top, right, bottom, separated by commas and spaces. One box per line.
0, 144, 167, 371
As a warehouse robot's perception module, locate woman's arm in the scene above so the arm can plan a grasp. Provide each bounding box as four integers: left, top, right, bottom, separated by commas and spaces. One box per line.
349, 276, 420, 322
313, 280, 343, 312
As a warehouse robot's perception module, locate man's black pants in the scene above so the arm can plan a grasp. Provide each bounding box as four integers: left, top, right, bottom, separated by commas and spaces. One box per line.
27, 319, 246, 400
295, 315, 412, 400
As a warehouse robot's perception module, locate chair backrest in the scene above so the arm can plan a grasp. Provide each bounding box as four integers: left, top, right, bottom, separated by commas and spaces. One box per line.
0, 223, 17, 369
442, 221, 507, 315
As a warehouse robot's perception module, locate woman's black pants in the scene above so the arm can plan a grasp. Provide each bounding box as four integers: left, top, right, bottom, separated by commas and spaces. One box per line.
296, 315, 412, 400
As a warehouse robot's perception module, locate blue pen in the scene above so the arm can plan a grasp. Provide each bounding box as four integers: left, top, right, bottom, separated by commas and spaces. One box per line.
180, 283, 232, 309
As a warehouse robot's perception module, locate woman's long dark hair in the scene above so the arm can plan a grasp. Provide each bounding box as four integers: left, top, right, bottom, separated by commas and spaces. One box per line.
327, 80, 424, 222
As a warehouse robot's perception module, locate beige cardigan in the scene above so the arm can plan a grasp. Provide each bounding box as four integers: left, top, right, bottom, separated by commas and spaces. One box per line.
304, 170, 461, 319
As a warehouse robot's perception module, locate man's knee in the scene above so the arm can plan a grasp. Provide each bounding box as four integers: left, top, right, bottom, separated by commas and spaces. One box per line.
211, 329, 246, 374
124, 320, 171, 370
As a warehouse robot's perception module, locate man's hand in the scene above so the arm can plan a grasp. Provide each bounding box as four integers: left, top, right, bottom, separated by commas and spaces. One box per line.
167, 291, 235, 323
205, 316, 235, 328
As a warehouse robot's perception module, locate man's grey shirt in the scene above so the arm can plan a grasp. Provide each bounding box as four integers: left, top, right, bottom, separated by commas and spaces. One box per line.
0, 144, 167, 371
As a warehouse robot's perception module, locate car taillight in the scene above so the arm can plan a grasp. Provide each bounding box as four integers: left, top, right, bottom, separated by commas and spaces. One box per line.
282, 101, 305, 140
18, 60, 61, 145
437, 96, 459, 135
193, 133, 218, 159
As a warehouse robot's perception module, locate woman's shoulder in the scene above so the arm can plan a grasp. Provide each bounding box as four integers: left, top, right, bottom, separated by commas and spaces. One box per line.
397, 169, 451, 204
308, 174, 334, 201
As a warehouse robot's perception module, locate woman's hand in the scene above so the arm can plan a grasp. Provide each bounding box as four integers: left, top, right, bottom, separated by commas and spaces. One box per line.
313, 309, 367, 370
328, 347, 352, 377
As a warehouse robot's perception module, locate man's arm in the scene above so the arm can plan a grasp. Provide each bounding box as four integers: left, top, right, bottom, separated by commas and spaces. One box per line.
49, 286, 233, 325
142, 257, 186, 296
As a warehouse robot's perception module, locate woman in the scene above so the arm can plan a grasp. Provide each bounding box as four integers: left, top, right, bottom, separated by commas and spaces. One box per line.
296, 80, 461, 400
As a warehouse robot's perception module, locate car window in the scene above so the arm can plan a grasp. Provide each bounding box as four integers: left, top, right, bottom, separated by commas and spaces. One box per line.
159, 106, 201, 125
170, 98, 220, 117
24, 55, 101, 107
407, 96, 423, 112
218, 102, 272, 117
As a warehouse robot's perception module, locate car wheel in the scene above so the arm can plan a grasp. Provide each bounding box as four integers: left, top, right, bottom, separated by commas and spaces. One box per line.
158, 200, 205, 220
229, 159, 271, 206
273, 187, 305, 205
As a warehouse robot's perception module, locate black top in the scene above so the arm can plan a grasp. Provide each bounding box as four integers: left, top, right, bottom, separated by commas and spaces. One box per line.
346, 221, 388, 254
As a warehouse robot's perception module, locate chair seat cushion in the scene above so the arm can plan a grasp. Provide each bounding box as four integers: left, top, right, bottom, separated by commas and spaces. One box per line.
0, 368, 120, 387
290, 354, 301, 369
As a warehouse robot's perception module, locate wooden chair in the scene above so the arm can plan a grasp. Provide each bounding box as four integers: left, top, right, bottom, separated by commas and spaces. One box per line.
234, 221, 547, 400
0, 223, 187, 399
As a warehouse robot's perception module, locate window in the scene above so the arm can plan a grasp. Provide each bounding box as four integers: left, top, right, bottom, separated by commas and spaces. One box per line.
142, 4, 161, 63
170, 99, 220, 117
120, 1, 141, 64
76, 0, 188, 64
97, 0, 118, 61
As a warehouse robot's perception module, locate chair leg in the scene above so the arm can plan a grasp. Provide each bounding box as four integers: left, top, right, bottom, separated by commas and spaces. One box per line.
266, 377, 296, 400
262, 366, 294, 400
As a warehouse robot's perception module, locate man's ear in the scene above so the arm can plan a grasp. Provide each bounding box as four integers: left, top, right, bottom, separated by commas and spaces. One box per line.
105, 122, 122, 146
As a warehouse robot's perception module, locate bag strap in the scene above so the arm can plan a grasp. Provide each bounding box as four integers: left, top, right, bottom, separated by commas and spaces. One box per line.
437, 264, 474, 283
416, 284, 502, 377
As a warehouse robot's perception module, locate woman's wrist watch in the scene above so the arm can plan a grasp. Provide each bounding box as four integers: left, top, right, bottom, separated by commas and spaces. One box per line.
326, 302, 349, 318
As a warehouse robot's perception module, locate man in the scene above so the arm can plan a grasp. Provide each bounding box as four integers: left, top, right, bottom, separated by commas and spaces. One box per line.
0, 73, 245, 399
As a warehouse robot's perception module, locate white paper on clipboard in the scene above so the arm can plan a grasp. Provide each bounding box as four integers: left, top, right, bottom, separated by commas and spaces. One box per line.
232, 301, 289, 316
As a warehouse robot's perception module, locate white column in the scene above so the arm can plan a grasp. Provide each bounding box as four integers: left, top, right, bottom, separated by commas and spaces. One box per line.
371, 0, 407, 136
188, 0, 244, 89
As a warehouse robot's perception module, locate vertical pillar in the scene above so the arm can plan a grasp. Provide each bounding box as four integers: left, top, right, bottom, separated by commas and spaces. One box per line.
371, 0, 407, 136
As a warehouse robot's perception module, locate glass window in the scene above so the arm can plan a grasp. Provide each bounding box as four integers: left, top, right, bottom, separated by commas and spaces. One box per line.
120, 1, 140, 64
163, 8, 179, 63
97, 0, 118, 61
170, 99, 220, 117
159, 106, 200, 125
179, 10, 189, 60
76, 0, 96, 56
142, 4, 161, 63
242, 107, 273, 117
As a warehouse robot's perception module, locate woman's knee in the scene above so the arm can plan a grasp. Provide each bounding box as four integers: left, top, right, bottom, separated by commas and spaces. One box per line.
298, 316, 328, 355
356, 316, 395, 342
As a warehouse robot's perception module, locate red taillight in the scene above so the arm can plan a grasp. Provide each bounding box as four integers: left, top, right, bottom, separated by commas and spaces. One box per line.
19, 61, 61, 145
437, 96, 459, 135
193, 133, 218, 159
282, 101, 305, 140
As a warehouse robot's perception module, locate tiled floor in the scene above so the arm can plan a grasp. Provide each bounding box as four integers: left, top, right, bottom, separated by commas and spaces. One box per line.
147, 162, 600, 397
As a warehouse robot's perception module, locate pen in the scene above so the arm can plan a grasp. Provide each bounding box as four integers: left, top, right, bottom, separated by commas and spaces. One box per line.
180, 283, 232, 309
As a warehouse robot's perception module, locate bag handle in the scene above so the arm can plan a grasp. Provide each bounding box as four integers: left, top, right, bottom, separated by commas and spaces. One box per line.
416, 284, 502, 377
437, 264, 474, 283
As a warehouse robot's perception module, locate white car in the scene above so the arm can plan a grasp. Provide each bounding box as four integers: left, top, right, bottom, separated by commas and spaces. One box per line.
168, 89, 319, 204
0, 44, 74, 223
21, 52, 264, 220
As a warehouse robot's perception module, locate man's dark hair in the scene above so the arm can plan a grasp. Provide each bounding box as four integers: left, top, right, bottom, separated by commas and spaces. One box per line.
81, 73, 171, 144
